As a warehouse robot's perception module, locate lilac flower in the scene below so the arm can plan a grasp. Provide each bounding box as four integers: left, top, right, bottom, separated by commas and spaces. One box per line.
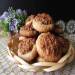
8, 7, 15, 18
17, 19, 21, 23
13, 19, 19, 32
16, 9, 22, 15
0, 11, 9, 21
23, 10, 27, 16
9, 23, 15, 31
9, 18, 19, 32
12, 19, 19, 26
8, 13, 15, 19
1, 11, 9, 17
16, 9, 27, 17
0, 7, 27, 33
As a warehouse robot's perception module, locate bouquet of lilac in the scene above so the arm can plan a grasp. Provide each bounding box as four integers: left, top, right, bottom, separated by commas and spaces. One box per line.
0, 7, 27, 36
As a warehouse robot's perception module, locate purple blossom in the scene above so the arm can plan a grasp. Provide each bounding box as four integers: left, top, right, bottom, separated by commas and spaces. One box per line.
9, 23, 15, 31
8, 7, 15, 18
0, 7, 27, 33
16, 9, 22, 15
23, 10, 27, 16
0, 11, 9, 20
9, 19, 19, 32
1, 11, 9, 17
12, 19, 19, 26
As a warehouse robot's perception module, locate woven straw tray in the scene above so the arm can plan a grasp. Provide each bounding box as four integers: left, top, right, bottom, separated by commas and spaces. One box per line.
7, 44, 75, 72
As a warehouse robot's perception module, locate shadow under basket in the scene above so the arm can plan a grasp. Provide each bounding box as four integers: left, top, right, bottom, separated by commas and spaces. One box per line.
7, 44, 75, 72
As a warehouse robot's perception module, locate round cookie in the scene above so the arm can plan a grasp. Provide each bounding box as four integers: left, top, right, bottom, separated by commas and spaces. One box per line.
33, 13, 54, 32
19, 23, 38, 37
36, 32, 62, 62
8, 34, 19, 55
18, 37, 37, 62
56, 36, 69, 55
25, 15, 35, 25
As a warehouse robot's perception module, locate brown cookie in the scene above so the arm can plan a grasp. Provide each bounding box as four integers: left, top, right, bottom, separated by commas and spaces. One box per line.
18, 37, 37, 62
36, 32, 62, 62
8, 34, 19, 55
56, 36, 69, 55
25, 15, 35, 25
33, 13, 54, 32
19, 23, 38, 37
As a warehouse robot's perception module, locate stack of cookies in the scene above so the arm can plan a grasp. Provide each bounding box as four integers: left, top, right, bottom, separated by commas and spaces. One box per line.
8, 13, 69, 63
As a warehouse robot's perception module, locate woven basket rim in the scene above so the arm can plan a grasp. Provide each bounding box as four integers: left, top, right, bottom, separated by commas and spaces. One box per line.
7, 44, 75, 72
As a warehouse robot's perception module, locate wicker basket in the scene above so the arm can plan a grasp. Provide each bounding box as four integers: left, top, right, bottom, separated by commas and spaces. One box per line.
7, 44, 75, 72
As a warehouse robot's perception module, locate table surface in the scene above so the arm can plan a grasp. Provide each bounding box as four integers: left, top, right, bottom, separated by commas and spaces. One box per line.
0, 37, 75, 75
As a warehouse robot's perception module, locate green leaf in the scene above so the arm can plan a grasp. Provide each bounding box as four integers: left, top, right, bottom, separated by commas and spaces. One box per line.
0, 20, 9, 32
0, 30, 8, 37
